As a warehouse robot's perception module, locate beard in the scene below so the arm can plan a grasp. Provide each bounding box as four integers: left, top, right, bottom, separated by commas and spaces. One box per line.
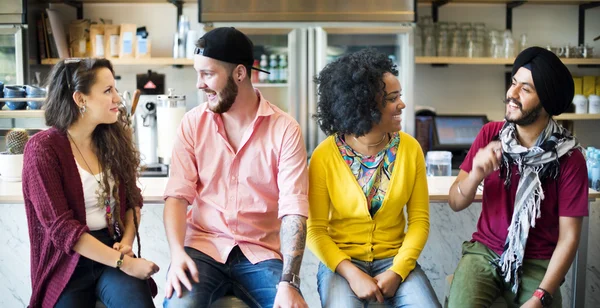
504, 98, 544, 126
207, 75, 238, 114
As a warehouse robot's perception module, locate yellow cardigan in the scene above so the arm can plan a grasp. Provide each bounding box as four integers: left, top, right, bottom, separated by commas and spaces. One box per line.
307, 132, 429, 280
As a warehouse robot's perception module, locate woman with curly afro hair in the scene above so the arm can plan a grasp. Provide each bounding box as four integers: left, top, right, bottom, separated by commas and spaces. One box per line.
307, 48, 439, 308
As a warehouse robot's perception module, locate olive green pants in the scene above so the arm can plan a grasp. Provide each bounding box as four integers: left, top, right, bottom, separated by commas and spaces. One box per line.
447, 241, 562, 308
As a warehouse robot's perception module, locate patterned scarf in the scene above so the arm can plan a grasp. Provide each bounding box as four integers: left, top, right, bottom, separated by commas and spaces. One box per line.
496, 119, 580, 294
336, 133, 399, 216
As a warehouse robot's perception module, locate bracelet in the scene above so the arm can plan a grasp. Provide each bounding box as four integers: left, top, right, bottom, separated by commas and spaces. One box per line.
116, 252, 124, 270
536, 287, 549, 293
456, 181, 466, 198
533, 287, 553, 307
277, 281, 301, 293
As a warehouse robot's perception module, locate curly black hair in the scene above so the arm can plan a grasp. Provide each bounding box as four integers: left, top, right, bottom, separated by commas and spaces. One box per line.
314, 48, 398, 137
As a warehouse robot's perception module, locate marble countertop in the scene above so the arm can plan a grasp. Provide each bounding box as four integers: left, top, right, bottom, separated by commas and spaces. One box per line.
1, 176, 598, 204
0, 177, 168, 204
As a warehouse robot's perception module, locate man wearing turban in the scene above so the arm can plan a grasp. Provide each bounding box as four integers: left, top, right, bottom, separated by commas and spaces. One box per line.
446, 47, 589, 308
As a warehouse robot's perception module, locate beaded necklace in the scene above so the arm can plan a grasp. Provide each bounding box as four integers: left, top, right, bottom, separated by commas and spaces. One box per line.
68, 132, 120, 239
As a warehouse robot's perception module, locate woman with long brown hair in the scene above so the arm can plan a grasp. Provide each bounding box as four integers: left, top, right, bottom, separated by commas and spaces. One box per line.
22, 58, 159, 308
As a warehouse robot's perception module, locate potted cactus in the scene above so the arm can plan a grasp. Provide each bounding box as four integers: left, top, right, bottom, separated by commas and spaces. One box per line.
0, 128, 29, 182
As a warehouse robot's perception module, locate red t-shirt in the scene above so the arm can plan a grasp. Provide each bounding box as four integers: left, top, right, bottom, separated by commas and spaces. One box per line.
460, 121, 589, 259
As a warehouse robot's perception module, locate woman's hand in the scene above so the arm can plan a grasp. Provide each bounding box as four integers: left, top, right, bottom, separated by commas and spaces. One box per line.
373, 270, 402, 298
120, 255, 160, 280
337, 260, 384, 303
347, 269, 385, 303
113, 242, 134, 257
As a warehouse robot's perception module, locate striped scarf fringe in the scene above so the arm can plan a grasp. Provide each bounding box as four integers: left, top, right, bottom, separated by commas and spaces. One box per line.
496, 119, 580, 294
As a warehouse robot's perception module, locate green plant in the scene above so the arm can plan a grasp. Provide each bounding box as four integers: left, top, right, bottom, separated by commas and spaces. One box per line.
4, 129, 29, 154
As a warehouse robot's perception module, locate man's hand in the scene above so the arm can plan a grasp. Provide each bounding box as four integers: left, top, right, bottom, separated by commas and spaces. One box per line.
165, 250, 200, 299
273, 282, 308, 308
471, 141, 502, 181
521, 296, 543, 308
373, 270, 402, 298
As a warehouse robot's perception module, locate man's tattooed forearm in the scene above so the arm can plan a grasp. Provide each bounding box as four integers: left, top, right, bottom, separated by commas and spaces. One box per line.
280, 215, 307, 275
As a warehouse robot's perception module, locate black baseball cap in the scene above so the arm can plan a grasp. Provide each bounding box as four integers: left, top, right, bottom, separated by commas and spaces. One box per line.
194, 27, 270, 74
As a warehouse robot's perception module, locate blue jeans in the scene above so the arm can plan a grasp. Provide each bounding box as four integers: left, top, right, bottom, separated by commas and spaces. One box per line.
163, 246, 282, 308
55, 229, 155, 308
317, 258, 440, 308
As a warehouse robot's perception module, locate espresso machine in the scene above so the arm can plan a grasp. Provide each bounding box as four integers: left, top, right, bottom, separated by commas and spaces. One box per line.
135, 70, 169, 177
134, 70, 187, 176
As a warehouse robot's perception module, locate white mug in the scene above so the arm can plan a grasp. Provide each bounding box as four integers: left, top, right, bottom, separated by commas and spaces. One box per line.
588, 95, 600, 114
572, 94, 588, 114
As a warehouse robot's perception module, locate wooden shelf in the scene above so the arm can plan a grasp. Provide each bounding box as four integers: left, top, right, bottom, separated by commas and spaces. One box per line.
254, 83, 288, 88
554, 113, 600, 120
417, 0, 600, 4
0, 98, 45, 102
416, 57, 514, 64
41, 58, 194, 66
559, 58, 600, 65
42, 57, 600, 67
37, 0, 195, 3
416, 57, 600, 65
0, 110, 45, 118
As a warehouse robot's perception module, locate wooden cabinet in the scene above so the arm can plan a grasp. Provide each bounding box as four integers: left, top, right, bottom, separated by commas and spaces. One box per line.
199, 0, 415, 22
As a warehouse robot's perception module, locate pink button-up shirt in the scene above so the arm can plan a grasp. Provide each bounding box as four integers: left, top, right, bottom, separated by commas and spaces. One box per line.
164, 90, 308, 264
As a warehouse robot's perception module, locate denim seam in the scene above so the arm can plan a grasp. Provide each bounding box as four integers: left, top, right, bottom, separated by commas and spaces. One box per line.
231, 281, 263, 308
208, 281, 228, 305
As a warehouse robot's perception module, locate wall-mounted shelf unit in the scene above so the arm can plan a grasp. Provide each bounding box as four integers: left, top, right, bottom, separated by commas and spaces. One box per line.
421, 0, 600, 47
40, 58, 194, 66
416, 57, 600, 65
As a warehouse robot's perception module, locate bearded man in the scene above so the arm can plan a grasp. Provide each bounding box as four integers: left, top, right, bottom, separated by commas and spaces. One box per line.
447, 47, 588, 308
162, 27, 309, 308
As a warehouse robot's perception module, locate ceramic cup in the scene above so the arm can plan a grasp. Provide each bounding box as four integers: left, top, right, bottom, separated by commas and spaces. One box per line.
3, 86, 26, 110
25, 85, 46, 110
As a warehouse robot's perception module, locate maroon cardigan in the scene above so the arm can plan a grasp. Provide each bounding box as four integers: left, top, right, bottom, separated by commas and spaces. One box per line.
22, 128, 144, 308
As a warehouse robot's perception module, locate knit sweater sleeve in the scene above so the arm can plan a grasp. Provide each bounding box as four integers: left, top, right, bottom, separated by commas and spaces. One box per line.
389, 137, 430, 280
23, 136, 89, 255
306, 142, 351, 272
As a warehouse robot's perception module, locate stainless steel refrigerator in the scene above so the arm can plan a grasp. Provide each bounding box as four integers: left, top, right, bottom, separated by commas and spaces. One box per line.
204, 22, 416, 156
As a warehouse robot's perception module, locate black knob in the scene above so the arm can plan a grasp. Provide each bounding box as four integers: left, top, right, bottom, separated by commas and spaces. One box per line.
146, 102, 155, 111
